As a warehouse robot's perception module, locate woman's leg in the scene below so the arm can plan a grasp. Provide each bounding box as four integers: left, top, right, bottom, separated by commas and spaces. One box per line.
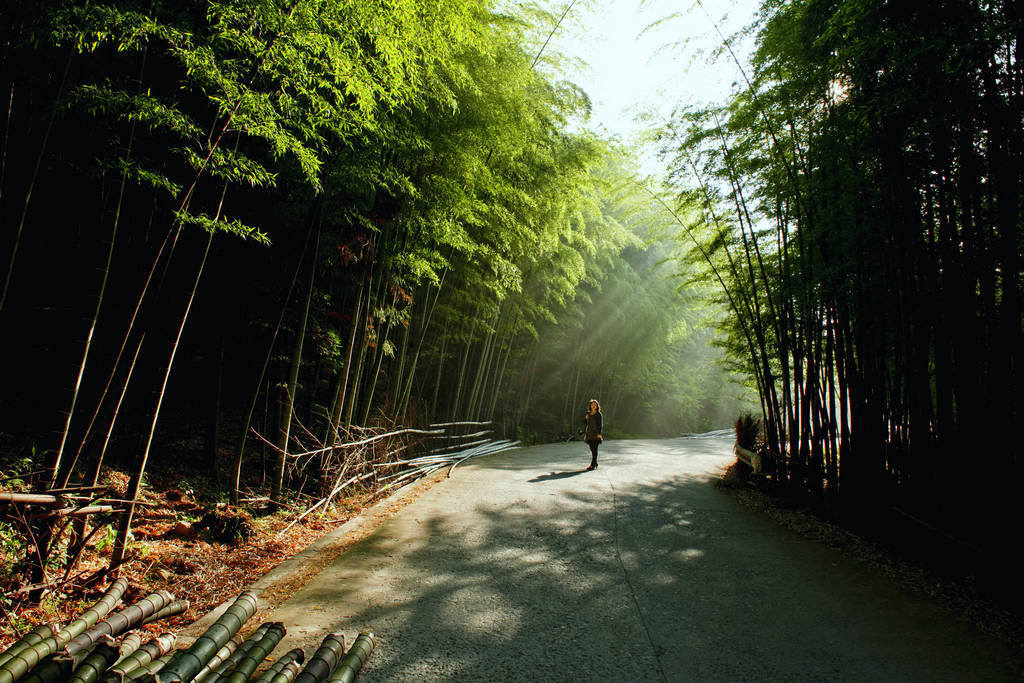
588, 440, 599, 469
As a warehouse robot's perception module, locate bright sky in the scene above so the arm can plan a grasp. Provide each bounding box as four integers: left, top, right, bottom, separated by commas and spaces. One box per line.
548, 0, 762, 143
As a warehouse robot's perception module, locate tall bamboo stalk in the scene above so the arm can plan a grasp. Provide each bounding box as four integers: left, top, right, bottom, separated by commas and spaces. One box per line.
110, 228, 215, 569
272, 211, 321, 502
53, 47, 148, 489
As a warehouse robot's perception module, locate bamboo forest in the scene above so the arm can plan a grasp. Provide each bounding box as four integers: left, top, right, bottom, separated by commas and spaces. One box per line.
2, 0, 1024, 658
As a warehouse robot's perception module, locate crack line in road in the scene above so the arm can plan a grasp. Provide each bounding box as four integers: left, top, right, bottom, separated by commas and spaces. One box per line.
605, 470, 669, 683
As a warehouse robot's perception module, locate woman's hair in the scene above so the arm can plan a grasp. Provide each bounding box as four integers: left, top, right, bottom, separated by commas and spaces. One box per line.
588, 399, 601, 412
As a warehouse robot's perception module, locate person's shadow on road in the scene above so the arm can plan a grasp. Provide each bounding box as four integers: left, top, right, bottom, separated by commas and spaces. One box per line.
528, 470, 589, 483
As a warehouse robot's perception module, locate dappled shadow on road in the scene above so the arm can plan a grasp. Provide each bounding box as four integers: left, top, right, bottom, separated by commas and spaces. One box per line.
279, 438, 1023, 681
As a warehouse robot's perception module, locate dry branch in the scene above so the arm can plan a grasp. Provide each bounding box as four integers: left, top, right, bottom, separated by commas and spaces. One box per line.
251, 426, 443, 460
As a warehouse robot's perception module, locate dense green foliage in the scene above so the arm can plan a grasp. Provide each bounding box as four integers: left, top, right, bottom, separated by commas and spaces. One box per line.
0, 0, 746, 582
661, 0, 1024, 576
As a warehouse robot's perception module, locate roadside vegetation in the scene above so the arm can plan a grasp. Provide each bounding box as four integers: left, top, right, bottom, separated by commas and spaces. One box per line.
673, 0, 1024, 610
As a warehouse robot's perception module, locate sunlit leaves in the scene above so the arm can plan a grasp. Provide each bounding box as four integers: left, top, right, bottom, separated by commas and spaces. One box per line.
174, 211, 270, 244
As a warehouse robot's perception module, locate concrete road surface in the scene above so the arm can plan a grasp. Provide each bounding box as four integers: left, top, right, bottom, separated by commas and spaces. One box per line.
266, 436, 1023, 681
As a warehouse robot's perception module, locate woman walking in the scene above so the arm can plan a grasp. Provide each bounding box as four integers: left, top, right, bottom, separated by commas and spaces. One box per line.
583, 399, 603, 471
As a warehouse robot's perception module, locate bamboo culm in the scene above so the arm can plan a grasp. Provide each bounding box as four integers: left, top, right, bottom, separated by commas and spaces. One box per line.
0, 579, 128, 683
221, 623, 285, 683
205, 623, 271, 681
189, 636, 240, 683
253, 648, 304, 683
112, 634, 144, 667
294, 634, 345, 683
326, 633, 375, 683
0, 625, 54, 670
63, 591, 175, 660
101, 634, 176, 682
141, 601, 189, 626
68, 641, 120, 683
152, 591, 257, 683
16, 653, 73, 683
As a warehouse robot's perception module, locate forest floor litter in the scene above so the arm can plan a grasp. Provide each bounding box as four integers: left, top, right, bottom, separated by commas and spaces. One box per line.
0, 466, 446, 650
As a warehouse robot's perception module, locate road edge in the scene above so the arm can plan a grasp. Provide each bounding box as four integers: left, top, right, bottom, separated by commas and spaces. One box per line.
176, 470, 448, 643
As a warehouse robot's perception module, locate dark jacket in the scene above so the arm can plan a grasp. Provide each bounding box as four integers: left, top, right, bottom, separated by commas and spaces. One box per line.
583, 410, 603, 442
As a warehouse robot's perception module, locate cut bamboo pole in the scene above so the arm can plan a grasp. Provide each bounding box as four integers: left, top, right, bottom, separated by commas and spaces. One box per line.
253, 648, 304, 683
41, 486, 111, 496
204, 623, 271, 681
276, 470, 375, 537
68, 641, 120, 683
64, 591, 175, 659
272, 428, 444, 460
0, 625, 54, 669
126, 650, 175, 680
447, 441, 519, 477
263, 658, 302, 683
141, 601, 189, 626
27, 505, 117, 520
294, 634, 345, 683
208, 622, 274, 679
55, 579, 130, 647
16, 653, 73, 683
327, 633, 375, 683
222, 623, 285, 683
153, 591, 257, 682
427, 439, 492, 455
116, 635, 143, 661
427, 421, 492, 428
101, 634, 176, 682
1, 580, 128, 683
0, 494, 59, 506
186, 636, 238, 683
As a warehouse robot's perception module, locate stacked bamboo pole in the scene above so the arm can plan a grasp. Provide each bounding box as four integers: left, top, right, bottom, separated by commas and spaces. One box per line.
1, 586, 377, 683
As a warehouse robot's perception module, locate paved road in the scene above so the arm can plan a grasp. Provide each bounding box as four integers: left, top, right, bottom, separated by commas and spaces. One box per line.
267, 436, 1023, 681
